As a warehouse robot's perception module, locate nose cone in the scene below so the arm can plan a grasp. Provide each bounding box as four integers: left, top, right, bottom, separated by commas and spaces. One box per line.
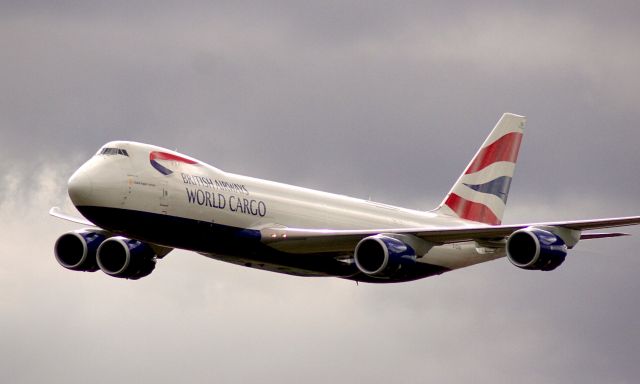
68, 167, 93, 207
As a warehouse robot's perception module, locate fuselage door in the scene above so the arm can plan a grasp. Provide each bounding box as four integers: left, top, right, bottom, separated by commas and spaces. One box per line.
159, 180, 169, 214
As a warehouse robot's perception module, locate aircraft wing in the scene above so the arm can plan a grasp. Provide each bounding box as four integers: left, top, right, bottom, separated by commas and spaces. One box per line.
49, 206, 96, 227
261, 216, 640, 253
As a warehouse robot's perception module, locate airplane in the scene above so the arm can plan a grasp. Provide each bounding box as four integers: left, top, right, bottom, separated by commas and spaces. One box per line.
50, 113, 640, 283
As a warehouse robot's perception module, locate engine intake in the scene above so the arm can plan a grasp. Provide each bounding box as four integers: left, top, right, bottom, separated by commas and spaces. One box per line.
354, 235, 417, 278
507, 227, 568, 271
54, 230, 106, 272
97, 237, 156, 280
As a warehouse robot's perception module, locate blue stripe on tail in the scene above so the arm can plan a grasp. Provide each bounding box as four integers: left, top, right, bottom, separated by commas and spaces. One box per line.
463, 176, 513, 204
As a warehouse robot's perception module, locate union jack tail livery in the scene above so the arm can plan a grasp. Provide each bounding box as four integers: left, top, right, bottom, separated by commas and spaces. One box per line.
436, 113, 526, 225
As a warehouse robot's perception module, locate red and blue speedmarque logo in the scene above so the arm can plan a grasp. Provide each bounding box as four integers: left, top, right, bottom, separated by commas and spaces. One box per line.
149, 151, 199, 175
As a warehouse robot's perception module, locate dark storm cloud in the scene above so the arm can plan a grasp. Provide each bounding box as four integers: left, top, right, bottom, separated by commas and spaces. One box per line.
1, 2, 639, 383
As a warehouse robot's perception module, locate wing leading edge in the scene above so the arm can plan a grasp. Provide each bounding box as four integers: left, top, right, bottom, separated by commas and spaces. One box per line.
261, 216, 640, 254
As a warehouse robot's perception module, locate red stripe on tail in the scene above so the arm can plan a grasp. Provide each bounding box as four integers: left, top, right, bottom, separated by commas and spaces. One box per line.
445, 193, 500, 225
465, 132, 523, 175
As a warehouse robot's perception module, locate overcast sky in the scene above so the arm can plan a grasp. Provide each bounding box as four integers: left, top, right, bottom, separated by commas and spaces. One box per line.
2, 2, 640, 383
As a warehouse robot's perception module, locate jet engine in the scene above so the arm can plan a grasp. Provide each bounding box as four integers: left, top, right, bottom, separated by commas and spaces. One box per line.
54, 230, 106, 272
354, 234, 417, 278
96, 236, 156, 280
506, 227, 568, 271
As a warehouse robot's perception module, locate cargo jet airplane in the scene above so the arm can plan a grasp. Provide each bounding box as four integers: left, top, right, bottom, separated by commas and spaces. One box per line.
50, 113, 640, 282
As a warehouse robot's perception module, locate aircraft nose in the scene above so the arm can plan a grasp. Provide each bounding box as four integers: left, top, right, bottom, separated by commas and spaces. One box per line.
67, 167, 93, 206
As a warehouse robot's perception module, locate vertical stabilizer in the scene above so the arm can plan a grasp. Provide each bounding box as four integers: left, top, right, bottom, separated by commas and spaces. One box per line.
435, 113, 526, 225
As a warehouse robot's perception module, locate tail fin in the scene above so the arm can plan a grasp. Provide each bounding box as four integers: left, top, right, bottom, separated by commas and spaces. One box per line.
434, 113, 526, 225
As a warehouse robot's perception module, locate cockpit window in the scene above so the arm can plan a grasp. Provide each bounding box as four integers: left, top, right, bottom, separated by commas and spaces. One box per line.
99, 147, 129, 157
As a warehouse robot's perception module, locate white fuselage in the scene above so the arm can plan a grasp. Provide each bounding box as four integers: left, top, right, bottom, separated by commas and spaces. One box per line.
68, 141, 504, 279
54, 114, 640, 282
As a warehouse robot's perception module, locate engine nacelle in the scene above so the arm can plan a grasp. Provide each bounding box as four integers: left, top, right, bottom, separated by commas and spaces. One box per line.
54, 230, 106, 272
354, 235, 417, 278
506, 227, 568, 271
96, 237, 156, 280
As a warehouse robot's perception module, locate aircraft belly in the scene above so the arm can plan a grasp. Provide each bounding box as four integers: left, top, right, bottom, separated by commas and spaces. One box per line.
74, 205, 451, 282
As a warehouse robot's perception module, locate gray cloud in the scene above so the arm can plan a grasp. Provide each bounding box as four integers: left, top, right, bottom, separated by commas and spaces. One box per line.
1, 2, 639, 383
